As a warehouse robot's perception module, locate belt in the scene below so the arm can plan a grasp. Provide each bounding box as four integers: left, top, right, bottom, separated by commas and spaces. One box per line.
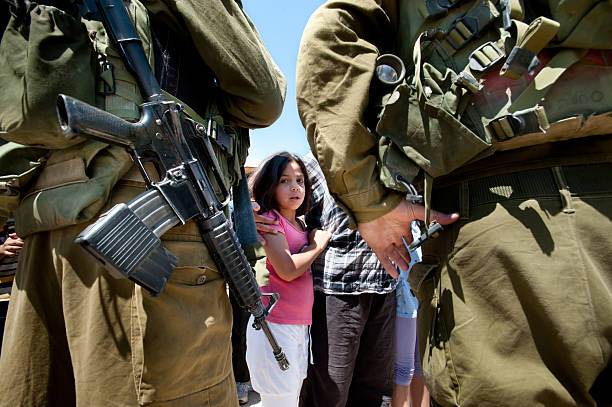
433, 163, 612, 216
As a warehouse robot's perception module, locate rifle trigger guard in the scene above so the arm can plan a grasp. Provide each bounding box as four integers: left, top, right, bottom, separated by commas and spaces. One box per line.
261, 292, 280, 315
251, 292, 279, 329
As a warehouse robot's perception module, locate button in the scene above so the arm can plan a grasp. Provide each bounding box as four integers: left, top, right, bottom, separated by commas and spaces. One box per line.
196, 274, 207, 285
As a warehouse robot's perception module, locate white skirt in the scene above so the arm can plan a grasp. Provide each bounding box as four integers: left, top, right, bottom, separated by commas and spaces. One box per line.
246, 316, 309, 406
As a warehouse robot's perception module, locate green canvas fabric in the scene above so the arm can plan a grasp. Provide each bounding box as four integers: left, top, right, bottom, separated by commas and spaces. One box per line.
1, 195, 237, 405
296, 2, 612, 405
0, 4, 96, 149
0, 141, 47, 218
14, 141, 133, 237
0, 0, 285, 405
409, 163, 612, 406
0, 0, 152, 231
297, 0, 612, 225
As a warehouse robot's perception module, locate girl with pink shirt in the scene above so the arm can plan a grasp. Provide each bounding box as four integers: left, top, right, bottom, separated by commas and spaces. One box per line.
246, 152, 331, 407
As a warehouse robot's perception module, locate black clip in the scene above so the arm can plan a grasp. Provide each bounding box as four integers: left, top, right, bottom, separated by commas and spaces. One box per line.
408, 221, 443, 251
98, 59, 116, 95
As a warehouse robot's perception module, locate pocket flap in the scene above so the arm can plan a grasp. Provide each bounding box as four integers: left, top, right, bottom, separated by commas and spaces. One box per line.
32, 157, 87, 192
408, 254, 440, 292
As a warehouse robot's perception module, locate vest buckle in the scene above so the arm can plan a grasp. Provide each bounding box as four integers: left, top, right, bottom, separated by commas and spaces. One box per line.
468, 41, 505, 72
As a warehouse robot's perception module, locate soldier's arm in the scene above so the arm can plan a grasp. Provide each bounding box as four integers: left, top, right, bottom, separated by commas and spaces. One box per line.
296, 0, 459, 276
146, 0, 286, 128
296, 0, 404, 227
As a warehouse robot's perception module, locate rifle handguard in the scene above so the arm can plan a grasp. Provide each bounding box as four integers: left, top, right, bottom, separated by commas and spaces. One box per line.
198, 212, 290, 370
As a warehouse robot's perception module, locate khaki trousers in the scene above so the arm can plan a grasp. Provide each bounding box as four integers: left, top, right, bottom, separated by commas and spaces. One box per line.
0, 181, 238, 406
410, 164, 612, 407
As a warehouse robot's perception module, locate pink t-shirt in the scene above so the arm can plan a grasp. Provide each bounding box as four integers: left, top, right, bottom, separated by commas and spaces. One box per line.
260, 209, 313, 325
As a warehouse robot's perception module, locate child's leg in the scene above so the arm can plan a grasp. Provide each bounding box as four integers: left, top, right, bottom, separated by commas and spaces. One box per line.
391, 316, 417, 407
259, 392, 301, 407
409, 333, 430, 407
245, 317, 308, 407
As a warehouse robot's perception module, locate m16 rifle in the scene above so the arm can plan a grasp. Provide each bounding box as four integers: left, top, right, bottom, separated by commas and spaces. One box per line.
56, 0, 289, 370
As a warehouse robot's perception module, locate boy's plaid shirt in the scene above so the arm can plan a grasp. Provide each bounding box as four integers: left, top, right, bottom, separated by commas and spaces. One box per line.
303, 153, 397, 295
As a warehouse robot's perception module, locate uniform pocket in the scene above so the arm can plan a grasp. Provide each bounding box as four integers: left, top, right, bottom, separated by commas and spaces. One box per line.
375, 63, 492, 190
132, 266, 232, 404
0, 4, 95, 149
14, 143, 131, 237
0, 142, 46, 218
416, 268, 463, 406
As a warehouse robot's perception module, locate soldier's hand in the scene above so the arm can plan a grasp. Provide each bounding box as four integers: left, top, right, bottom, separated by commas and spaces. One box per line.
358, 200, 459, 278
251, 201, 279, 245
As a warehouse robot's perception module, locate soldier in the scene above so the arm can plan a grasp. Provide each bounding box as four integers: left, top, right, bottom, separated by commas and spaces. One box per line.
0, 0, 285, 405
296, 0, 611, 406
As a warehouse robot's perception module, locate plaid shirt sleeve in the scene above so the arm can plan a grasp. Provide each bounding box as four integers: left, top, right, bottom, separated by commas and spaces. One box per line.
303, 153, 397, 294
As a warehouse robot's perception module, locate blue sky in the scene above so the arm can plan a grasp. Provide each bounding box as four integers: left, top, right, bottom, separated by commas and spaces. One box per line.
243, 0, 326, 166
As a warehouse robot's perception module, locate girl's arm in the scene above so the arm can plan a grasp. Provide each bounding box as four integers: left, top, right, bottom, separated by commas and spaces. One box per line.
264, 229, 331, 282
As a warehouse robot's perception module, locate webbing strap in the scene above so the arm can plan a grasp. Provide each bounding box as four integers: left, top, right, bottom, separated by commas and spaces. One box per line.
454, 38, 505, 94
488, 106, 549, 141
454, 71, 483, 93
413, 32, 427, 101
441, 0, 500, 53
412, 35, 442, 233
424, 0, 464, 20
500, 17, 560, 79
438, 0, 522, 54
424, 173, 433, 229
509, 48, 587, 112
469, 41, 505, 72
486, 48, 586, 140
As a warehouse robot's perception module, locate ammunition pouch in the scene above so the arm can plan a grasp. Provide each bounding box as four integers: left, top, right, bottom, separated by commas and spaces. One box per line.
0, 3, 96, 149
376, 0, 612, 200
0, 142, 47, 218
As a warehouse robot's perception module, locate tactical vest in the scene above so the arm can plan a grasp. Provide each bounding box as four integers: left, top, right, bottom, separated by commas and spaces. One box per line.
375, 0, 612, 205
0, 1, 248, 236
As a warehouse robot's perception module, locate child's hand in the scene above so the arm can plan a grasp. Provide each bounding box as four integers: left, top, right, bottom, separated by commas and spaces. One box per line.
0, 234, 24, 259
309, 229, 331, 250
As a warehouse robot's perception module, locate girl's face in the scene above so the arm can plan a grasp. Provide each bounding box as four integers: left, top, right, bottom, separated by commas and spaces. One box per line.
274, 160, 306, 213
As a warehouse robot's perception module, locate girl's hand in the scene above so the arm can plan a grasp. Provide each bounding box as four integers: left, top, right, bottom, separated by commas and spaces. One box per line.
0, 233, 24, 259
309, 229, 331, 251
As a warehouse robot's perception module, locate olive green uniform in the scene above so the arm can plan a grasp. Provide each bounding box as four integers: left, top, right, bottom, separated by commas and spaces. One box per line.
296, 0, 611, 405
0, 0, 286, 405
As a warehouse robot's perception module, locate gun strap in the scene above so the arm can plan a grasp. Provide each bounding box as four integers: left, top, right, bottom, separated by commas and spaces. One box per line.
233, 166, 259, 247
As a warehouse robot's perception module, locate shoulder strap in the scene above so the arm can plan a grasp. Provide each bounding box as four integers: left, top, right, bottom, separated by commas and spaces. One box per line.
232, 166, 269, 287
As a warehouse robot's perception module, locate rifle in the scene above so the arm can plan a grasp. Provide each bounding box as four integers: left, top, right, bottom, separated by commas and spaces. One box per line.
56, 0, 289, 370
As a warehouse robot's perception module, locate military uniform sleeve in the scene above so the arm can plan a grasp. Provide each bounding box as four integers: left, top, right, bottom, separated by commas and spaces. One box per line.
296, 0, 404, 226
145, 0, 286, 129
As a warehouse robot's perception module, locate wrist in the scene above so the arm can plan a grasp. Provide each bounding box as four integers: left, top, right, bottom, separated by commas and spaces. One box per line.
306, 243, 321, 253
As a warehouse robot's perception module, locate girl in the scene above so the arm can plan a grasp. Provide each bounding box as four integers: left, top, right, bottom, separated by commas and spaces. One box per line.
246, 152, 331, 407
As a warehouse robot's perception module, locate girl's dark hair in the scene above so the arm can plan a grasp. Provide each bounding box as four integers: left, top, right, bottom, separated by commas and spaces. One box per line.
249, 152, 311, 217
